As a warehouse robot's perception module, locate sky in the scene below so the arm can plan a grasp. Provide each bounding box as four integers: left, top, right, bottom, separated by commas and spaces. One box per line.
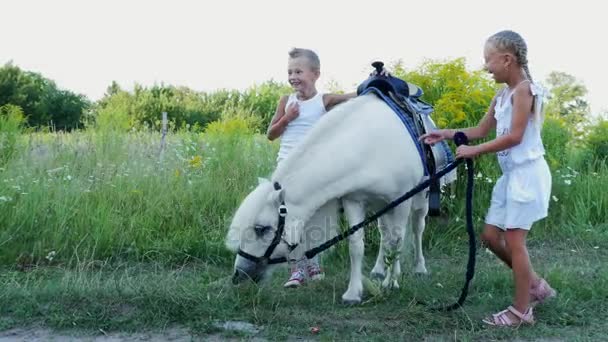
2, 0, 606, 115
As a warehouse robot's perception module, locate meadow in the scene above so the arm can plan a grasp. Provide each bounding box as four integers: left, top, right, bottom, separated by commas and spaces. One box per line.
0, 117, 606, 340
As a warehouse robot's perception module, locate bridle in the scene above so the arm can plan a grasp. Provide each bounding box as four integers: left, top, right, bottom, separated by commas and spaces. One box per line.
236, 182, 294, 265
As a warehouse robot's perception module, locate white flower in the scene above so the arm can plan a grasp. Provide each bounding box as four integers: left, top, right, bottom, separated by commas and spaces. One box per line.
552, 196, 559, 202
450, 194, 456, 199
0, 196, 12, 202
46, 251, 56, 261
485, 177, 493, 183
476, 172, 483, 179
564, 179, 572, 185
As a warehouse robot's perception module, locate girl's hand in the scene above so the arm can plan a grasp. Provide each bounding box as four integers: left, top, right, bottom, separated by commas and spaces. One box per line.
456, 145, 482, 159
285, 102, 300, 121
419, 130, 448, 145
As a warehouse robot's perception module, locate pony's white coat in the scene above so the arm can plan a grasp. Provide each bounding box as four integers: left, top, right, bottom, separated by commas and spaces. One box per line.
227, 94, 430, 303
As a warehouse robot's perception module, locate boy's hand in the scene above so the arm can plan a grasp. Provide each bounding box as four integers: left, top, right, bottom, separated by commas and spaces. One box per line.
285, 102, 300, 121
370, 67, 391, 77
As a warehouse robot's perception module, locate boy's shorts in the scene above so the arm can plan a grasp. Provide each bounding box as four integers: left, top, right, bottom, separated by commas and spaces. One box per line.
485, 158, 552, 230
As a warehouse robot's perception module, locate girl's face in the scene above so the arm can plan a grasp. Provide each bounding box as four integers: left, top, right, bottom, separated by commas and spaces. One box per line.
287, 57, 319, 94
483, 43, 513, 83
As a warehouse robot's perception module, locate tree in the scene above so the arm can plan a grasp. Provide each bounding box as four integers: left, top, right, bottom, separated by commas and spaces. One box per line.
544, 71, 590, 127
0, 62, 90, 130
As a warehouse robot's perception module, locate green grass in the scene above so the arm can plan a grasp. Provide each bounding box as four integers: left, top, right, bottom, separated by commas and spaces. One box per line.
1, 242, 606, 340
0, 128, 607, 340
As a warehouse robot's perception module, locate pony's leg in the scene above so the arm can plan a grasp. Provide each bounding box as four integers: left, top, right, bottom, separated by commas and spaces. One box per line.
411, 193, 429, 274
380, 202, 412, 289
370, 218, 386, 280
341, 199, 366, 304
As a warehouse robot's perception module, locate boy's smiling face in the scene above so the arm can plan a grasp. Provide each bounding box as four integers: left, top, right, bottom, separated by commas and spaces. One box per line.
287, 56, 320, 94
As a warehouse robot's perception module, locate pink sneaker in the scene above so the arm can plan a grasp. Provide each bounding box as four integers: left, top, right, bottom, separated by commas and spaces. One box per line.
284, 269, 306, 288
307, 264, 325, 281
530, 278, 557, 306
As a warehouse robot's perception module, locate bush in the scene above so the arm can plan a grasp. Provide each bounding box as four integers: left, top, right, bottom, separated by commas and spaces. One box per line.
0, 104, 25, 165
585, 118, 608, 162
542, 116, 572, 169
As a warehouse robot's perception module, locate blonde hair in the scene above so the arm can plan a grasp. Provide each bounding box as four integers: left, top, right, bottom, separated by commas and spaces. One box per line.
288, 48, 321, 72
487, 30, 545, 128
487, 30, 533, 82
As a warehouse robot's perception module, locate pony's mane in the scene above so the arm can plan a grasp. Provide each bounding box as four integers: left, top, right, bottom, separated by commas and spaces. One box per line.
272, 95, 374, 180
229, 180, 273, 236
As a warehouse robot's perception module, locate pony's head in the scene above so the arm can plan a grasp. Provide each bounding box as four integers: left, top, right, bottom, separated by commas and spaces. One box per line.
225, 178, 303, 284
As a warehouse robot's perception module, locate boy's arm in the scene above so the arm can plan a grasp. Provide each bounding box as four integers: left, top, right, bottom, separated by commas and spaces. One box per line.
323, 92, 357, 111
267, 95, 290, 141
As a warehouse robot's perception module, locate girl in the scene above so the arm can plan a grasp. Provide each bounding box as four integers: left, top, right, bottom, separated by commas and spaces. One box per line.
421, 30, 556, 326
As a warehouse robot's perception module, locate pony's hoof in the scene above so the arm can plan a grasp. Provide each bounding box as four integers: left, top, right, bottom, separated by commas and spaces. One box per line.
342, 298, 362, 305
414, 270, 430, 278
370, 272, 385, 281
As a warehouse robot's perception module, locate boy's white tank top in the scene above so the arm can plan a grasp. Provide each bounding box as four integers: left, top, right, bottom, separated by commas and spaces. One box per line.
494, 82, 546, 172
277, 92, 326, 162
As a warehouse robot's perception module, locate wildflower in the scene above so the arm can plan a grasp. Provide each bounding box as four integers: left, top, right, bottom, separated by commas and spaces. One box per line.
65, 175, 72, 181
476, 172, 483, 179
552, 196, 559, 202
189, 155, 203, 168
485, 177, 493, 183
450, 194, 456, 199
564, 179, 572, 185
46, 251, 56, 262
0, 196, 12, 202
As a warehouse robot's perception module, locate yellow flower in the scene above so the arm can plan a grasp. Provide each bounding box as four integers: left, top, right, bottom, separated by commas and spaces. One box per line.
175, 169, 181, 177
189, 155, 203, 168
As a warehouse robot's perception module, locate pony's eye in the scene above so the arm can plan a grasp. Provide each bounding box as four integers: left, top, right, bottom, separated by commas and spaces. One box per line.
254, 224, 271, 237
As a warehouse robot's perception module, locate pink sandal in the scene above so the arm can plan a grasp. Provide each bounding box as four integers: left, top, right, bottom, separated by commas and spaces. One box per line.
482, 306, 535, 327
530, 278, 557, 307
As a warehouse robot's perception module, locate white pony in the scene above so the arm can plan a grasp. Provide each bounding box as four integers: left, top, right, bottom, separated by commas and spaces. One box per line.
225, 93, 429, 304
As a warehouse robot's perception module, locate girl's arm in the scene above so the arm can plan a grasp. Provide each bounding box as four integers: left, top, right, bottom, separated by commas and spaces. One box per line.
446, 96, 498, 140
267, 96, 290, 141
475, 85, 533, 154
421, 97, 498, 144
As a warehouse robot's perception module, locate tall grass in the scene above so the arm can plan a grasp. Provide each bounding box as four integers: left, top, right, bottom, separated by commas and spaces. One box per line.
0, 120, 605, 266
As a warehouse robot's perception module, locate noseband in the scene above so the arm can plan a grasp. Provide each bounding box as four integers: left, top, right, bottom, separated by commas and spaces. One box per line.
237, 182, 296, 265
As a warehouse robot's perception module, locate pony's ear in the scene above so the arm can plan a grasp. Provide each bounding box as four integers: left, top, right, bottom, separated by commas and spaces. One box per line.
225, 225, 240, 252
257, 177, 269, 185
267, 187, 285, 204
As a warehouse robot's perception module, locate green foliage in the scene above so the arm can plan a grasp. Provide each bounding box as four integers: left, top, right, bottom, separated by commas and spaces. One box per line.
92, 80, 290, 133
584, 118, 608, 162
541, 116, 572, 169
392, 58, 497, 128
0, 104, 25, 165
0, 62, 90, 130
545, 71, 590, 127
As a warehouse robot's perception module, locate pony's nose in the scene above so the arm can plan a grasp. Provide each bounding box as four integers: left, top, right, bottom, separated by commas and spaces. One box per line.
232, 269, 248, 284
